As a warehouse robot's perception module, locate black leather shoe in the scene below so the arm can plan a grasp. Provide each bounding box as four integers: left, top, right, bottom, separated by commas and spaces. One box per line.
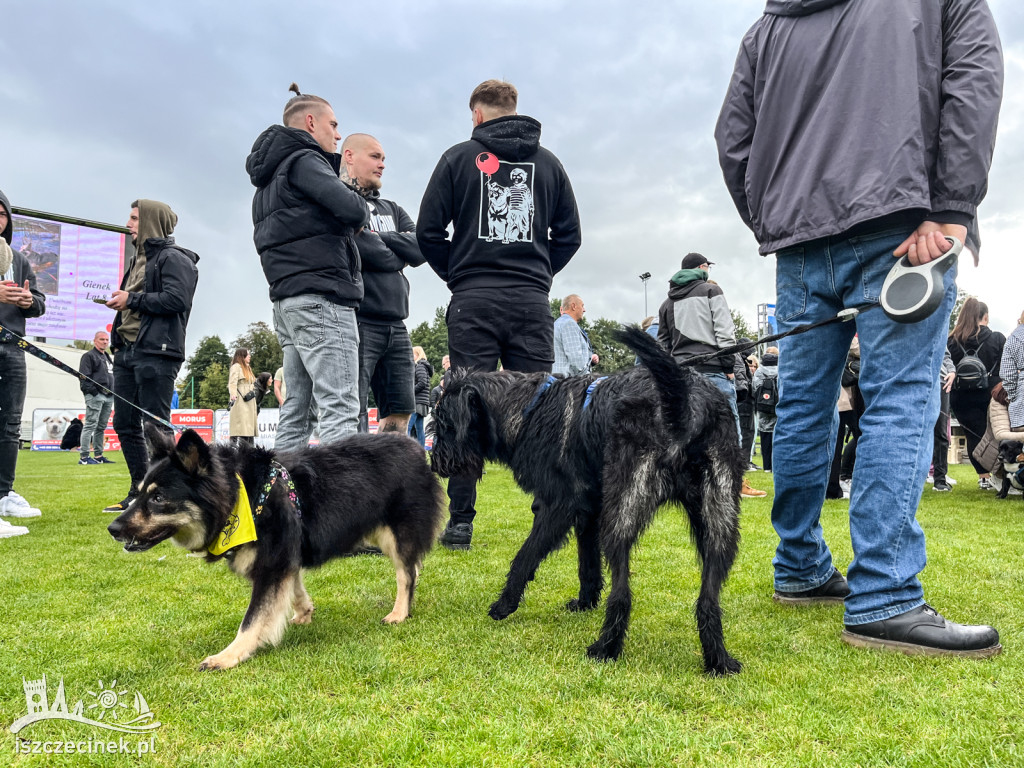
773, 569, 850, 605
841, 604, 1001, 658
439, 522, 472, 551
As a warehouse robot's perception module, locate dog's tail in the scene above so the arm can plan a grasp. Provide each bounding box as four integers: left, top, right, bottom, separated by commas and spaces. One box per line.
615, 325, 691, 438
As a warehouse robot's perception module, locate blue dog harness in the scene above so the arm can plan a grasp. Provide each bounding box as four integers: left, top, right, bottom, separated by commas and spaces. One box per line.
522, 374, 608, 417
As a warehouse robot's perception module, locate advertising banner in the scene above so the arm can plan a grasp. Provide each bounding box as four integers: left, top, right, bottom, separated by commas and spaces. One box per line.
30, 408, 117, 451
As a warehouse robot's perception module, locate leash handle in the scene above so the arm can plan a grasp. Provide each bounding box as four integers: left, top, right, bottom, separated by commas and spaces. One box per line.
0, 324, 180, 432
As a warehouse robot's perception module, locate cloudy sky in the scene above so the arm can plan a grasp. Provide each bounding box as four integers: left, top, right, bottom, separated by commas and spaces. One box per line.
4, 0, 1022, 355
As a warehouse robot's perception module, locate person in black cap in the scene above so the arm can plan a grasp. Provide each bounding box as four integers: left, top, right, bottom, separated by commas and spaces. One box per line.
657, 252, 766, 498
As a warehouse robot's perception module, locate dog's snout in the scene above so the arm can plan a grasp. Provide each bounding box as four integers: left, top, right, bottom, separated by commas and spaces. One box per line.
107, 517, 126, 540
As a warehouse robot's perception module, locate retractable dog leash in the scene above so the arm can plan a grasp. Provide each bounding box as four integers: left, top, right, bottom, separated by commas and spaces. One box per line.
0, 324, 180, 432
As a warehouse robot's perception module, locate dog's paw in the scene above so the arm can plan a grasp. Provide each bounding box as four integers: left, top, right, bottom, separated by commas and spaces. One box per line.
586, 639, 623, 662
566, 596, 599, 613
291, 605, 315, 625
199, 652, 240, 671
488, 599, 517, 621
381, 610, 408, 625
706, 654, 743, 677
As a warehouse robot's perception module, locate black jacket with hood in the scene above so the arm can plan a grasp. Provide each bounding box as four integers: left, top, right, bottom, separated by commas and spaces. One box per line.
247, 125, 370, 307
352, 192, 424, 325
0, 189, 46, 340
715, 0, 1003, 256
110, 200, 199, 362
417, 115, 581, 296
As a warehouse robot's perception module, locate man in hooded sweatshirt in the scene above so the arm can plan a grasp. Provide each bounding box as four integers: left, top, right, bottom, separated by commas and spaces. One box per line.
0, 189, 46, 534
246, 86, 370, 451
103, 200, 199, 513
716, 0, 1003, 656
418, 78, 582, 550
657, 252, 766, 499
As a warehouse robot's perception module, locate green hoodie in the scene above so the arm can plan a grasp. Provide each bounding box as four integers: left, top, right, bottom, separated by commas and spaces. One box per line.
669, 268, 709, 288
119, 200, 177, 343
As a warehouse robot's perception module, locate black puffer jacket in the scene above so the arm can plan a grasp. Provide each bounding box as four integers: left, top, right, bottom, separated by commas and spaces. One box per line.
246, 125, 369, 306
110, 237, 199, 361
414, 359, 434, 409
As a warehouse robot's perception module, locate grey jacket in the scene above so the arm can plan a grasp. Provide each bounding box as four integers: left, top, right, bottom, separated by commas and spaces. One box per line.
715, 0, 1003, 255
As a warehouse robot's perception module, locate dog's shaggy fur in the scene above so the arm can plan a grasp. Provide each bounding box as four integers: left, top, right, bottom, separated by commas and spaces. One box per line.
430, 327, 744, 675
108, 427, 444, 670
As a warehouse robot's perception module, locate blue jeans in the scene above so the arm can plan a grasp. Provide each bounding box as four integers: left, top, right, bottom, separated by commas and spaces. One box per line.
273, 294, 360, 451
770, 226, 956, 625
408, 412, 426, 447
81, 393, 113, 457
704, 372, 742, 447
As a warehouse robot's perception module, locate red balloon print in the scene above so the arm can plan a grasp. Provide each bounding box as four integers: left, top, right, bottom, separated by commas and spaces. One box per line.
475, 152, 500, 175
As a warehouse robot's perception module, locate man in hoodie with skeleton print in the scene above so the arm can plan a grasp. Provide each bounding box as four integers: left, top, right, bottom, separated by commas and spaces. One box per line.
417, 79, 582, 550
104, 200, 199, 514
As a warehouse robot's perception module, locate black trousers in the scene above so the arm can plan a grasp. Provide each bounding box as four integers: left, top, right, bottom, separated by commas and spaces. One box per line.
0, 344, 26, 498
951, 389, 991, 475
445, 288, 553, 525
932, 388, 950, 483
827, 409, 861, 498
112, 345, 181, 495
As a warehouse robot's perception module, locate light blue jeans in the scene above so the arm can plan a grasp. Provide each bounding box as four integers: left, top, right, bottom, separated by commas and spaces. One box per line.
704, 372, 742, 447
81, 393, 113, 457
770, 226, 956, 625
272, 294, 360, 451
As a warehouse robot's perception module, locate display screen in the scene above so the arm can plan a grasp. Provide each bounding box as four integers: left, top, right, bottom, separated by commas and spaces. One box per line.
10, 209, 127, 341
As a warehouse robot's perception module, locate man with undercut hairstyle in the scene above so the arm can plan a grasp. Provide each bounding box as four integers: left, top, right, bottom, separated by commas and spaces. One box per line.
104, 199, 199, 513
246, 85, 370, 451
340, 133, 425, 435
418, 78, 582, 550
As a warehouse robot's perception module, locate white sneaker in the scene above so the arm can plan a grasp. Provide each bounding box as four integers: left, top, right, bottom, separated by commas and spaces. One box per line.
0, 518, 30, 538
839, 479, 852, 495
978, 477, 996, 491
0, 493, 41, 518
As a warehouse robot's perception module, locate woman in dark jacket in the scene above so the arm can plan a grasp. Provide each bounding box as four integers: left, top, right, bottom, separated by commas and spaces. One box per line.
408, 346, 433, 448
947, 297, 1006, 489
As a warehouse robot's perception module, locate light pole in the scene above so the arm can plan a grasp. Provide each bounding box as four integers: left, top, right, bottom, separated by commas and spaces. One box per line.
639, 272, 652, 317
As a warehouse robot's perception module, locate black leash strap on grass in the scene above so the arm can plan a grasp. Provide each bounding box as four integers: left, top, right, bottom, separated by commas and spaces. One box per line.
0, 323, 180, 432
681, 304, 877, 369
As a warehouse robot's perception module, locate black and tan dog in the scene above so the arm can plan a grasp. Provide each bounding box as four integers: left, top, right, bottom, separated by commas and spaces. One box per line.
108, 427, 444, 670
430, 327, 744, 676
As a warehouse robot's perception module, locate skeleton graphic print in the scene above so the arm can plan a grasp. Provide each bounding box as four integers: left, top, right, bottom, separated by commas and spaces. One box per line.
476, 154, 535, 244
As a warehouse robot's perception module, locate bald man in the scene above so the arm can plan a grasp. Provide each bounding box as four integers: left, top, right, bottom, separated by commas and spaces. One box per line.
78, 330, 115, 464
340, 134, 426, 434
553, 294, 597, 376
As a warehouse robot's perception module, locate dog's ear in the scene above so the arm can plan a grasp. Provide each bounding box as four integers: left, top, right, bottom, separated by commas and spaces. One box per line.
174, 429, 212, 475
145, 422, 177, 461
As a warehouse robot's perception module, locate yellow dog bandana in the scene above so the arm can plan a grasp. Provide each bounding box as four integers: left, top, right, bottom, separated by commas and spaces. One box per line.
208, 475, 258, 555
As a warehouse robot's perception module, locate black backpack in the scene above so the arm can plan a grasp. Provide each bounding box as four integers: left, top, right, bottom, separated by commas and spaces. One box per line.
754, 376, 779, 414
953, 339, 990, 392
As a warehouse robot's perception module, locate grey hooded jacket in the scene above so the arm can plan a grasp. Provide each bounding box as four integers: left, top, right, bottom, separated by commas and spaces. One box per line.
715, 0, 1003, 256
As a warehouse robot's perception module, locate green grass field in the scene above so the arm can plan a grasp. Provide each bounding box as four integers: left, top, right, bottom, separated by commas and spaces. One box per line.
1, 450, 1022, 767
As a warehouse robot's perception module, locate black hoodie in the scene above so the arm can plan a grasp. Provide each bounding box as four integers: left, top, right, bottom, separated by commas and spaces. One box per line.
417, 115, 581, 295
247, 125, 370, 306
0, 189, 46, 340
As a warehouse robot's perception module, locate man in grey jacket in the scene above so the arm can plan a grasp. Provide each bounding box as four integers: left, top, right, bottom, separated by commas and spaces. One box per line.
716, 0, 1003, 656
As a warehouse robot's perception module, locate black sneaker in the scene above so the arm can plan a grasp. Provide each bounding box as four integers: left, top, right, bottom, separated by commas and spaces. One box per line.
102, 496, 136, 514
841, 604, 1001, 658
933, 481, 952, 492
439, 521, 473, 551
96, 456, 116, 464
773, 569, 850, 605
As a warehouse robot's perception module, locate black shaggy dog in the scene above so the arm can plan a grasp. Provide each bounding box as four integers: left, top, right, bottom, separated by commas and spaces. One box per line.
108, 427, 444, 670
430, 327, 744, 675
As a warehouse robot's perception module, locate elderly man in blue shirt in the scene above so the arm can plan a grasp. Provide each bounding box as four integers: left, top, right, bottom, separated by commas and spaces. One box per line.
553, 294, 598, 376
